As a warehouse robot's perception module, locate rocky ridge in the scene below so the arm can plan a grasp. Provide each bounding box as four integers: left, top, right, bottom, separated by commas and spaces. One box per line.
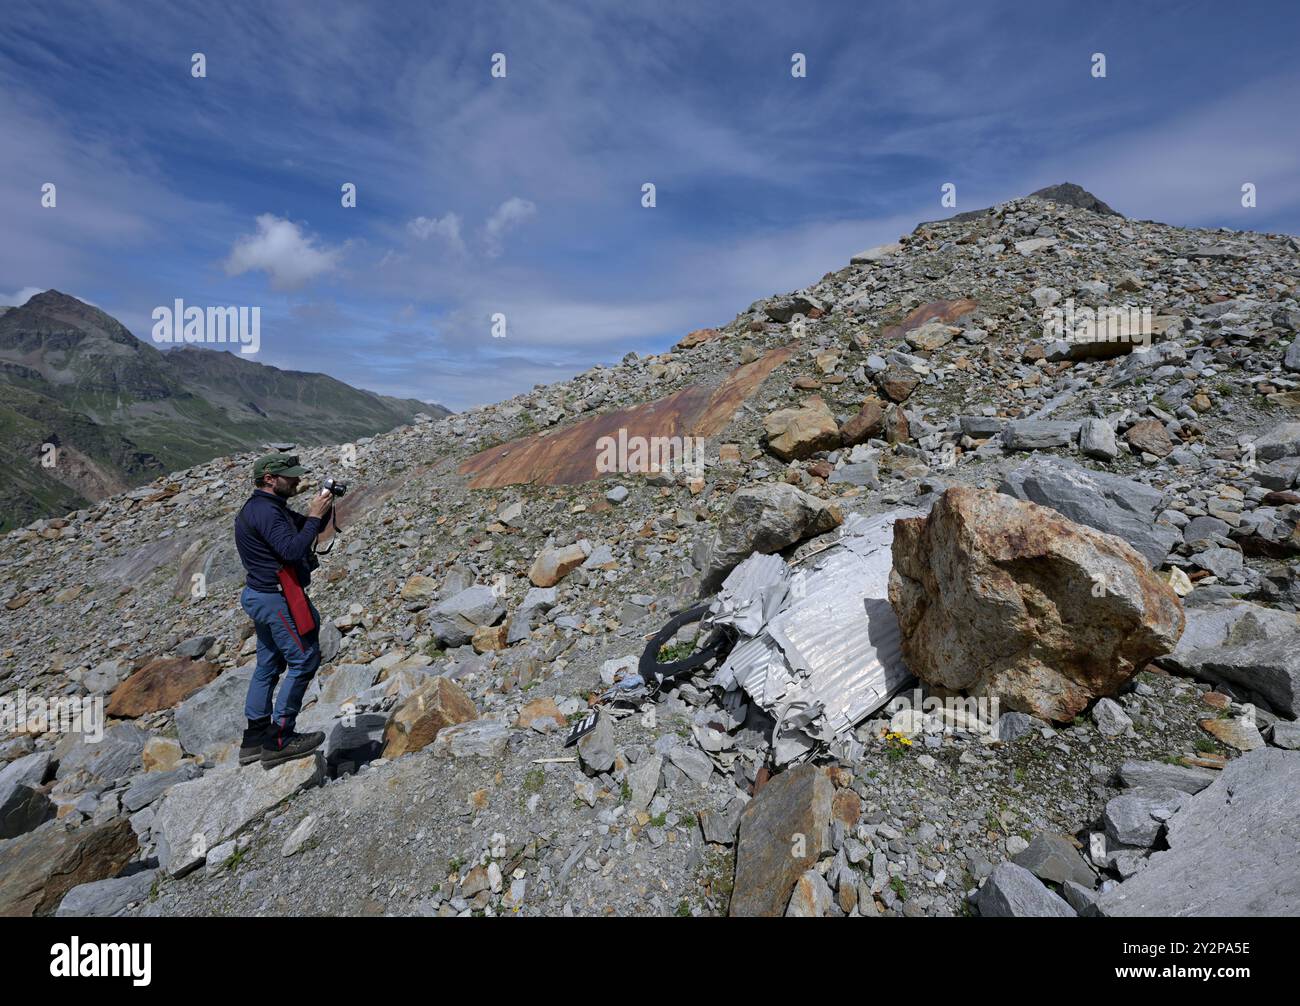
2, 188, 1299, 917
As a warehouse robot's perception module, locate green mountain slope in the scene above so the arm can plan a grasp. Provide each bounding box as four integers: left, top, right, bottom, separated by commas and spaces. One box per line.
0, 291, 449, 530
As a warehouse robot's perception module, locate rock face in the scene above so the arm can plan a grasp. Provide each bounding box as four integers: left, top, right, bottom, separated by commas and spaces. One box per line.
700, 483, 842, 593
763, 396, 840, 461
730, 764, 832, 917
106, 655, 220, 718
0, 818, 137, 916
1159, 598, 1300, 717
382, 676, 477, 757
998, 456, 1180, 568
151, 755, 324, 877
889, 487, 1185, 721
1028, 182, 1121, 216
1099, 748, 1300, 916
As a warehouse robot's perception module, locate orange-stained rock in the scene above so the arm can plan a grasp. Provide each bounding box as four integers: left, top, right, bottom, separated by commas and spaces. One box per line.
880, 299, 977, 343
675, 328, 719, 349
840, 400, 884, 446
516, 697, 566, 730
889, 487, 1184, 722
459, 346, 795, 488
472, 623, 508, 653
763, 397, 840, 461
529, 543, 588, 587
382, 676, 478, 758
107, 657, 220, 718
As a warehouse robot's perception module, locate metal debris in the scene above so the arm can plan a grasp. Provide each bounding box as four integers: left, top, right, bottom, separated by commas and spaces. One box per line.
708, 510, 921, 765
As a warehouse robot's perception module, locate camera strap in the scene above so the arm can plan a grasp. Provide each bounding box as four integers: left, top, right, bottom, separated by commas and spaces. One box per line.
312, 506, 342, 555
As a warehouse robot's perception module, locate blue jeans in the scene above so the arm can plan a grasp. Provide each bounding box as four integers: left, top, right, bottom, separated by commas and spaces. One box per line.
240, 586, 321, 732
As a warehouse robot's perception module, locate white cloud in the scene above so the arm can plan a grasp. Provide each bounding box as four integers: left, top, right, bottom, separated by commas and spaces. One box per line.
482, 197, 537, 257
224, 214, 342, 290
406, 212, 466, 255
0, 287, 43, 307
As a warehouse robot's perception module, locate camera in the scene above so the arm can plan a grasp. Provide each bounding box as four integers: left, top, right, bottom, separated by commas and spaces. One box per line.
321, 477, 348, 497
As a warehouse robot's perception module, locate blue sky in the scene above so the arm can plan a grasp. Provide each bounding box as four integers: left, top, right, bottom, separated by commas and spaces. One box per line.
2, 0, 1298, 412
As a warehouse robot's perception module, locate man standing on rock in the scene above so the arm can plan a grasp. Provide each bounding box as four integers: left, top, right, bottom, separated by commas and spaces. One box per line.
233, 453, 334, 767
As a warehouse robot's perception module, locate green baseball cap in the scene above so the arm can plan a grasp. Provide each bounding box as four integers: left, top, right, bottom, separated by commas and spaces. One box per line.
253, 453, 309, 479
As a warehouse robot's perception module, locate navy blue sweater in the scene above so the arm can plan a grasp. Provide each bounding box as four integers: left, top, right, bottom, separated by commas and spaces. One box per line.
234, 490, 322, 592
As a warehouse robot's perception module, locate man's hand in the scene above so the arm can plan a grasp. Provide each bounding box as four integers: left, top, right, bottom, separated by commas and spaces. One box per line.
307, 490, 334, 520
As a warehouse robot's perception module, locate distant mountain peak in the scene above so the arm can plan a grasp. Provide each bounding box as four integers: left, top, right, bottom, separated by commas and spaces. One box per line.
1027, 182, 1121, 217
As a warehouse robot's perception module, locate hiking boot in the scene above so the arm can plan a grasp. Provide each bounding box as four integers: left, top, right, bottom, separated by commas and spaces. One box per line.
261, 727, 324, 768
239, 719, 272, 766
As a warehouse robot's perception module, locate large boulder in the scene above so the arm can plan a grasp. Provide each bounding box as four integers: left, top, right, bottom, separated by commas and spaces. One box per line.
0, 818, 137, 917
106, 656, 220, 718
889, 487, 1184, 722
763, 397, 840, 461
730, 764, 833, 917
999, 456, 1180, 567
151, 755, 323, 877
1099, 748, 1300, 916
1158, 597, 1300, 717
700, 483, 842, 593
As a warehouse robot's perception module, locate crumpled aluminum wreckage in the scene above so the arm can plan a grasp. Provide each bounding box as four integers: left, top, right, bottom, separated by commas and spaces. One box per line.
582, 509, 965, 767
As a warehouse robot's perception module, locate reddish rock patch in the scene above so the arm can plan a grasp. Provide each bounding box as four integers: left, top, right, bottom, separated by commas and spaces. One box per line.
459, 346, 795, 488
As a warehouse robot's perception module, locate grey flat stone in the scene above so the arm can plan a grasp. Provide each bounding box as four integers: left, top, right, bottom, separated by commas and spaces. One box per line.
1000, 420, 1080, 451
55, 723, 149, 788
1099, 748, 1300, 916
1270, 721, 1300, 750
152, 755, 323, 877
55, 870, 158, 917
1079, 418, 1119, 460
175, 666, 253, 758
668, 745, 714, 785
973, 862, 1076, 917
1062, 880, 1102, 917
999, 456, 1180, 567
829, 462, 880, 488
1012, 832, 1095, 886
1117, 759, 1217, 794
0, 751, 54, 839
1103, 787, 1188, 847
121, 763, 203, 813
431, 718, 510, 759
1253, 423, 1300, 463
1160, 599, 1300, 717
